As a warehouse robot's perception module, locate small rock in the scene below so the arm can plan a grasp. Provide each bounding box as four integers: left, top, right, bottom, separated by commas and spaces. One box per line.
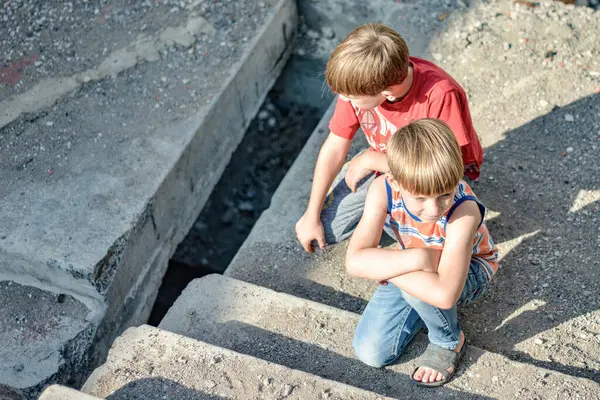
296, 48, 306, 56
13, 364, 24, 372
583, 290, 592, 296
539, 99, 549, 107
534, 338, 544, 345
321, 26, 335, 39
267, 117, 277, 128
528, 257, 540, 265
542, 283, 549, 288
503, 42, 511, 51
205, 380, 216, 389
492, 375, 499, 383
564, 114, 574, 122
566, 147, 574, 153
186, 17, 217, 37
238, 201, 254, 212
263, 377, 273, 386
432, 53, 443, 61
306, 29, 320, 39
45, 121, 54, 126
221, 208, 236, 224
280, 384, 294, 398
321, 388, 332, 398
211, 355, 223, 364
34, 60, 43, 67
160, 26, 196, 48
258, 110, 270, 120
176, 356, 188, 364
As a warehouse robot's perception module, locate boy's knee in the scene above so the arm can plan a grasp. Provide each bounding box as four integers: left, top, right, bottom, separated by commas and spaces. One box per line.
353, 339, 394, 368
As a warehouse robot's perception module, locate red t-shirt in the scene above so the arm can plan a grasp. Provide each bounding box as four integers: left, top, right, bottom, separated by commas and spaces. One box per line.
329, 57, 483, 180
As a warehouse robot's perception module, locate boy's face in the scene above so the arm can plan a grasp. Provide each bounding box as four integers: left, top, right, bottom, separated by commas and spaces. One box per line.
339, 93, 386, 110
388, 176, 456, 222
400, 190, 454, 222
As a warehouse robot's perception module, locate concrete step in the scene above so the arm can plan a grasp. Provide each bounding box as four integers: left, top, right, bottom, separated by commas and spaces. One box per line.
39, 385, 101, 400
225, 0, 600, 382
160, 274, 600, 399
0, 0, 297, 397
80, 324, 392, 400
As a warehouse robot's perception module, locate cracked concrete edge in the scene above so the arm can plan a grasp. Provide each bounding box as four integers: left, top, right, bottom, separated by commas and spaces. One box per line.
91, 241, 173, 365
39, 385, 102, 400
0, 15, 217, 130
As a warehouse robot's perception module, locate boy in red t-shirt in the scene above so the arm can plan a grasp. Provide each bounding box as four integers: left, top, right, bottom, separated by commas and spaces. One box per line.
295, 23, 483, 253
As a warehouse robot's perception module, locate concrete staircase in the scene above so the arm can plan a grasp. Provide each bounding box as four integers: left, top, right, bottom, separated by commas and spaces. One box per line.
39, 274, 600, 399
19, 0, 600, 398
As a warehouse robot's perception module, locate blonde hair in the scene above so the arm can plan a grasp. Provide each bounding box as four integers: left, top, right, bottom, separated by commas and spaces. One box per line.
325, 23, 410, 96
387, 119, 463, 196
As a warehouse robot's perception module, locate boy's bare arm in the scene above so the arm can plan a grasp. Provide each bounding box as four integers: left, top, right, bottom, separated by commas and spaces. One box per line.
296, 132, 352, 252
386, 200, 482, 309
361, 151, 389, 173
345, 176, 441, 280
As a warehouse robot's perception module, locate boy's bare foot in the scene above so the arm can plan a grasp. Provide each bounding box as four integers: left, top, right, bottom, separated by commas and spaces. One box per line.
412, 331, 465, 383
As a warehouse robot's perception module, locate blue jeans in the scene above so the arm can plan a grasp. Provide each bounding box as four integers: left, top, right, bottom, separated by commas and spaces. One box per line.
353, 259, 491, 368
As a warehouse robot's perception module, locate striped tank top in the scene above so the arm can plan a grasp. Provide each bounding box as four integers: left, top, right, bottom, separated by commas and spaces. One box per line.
385, 179, 499, 279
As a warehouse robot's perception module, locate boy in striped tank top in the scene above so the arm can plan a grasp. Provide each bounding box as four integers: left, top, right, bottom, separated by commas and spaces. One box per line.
346, 119, 498, 387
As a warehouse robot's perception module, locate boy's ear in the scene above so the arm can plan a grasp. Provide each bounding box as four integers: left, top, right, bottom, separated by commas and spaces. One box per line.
386, 173, 402, 191
381, 89, 395, 101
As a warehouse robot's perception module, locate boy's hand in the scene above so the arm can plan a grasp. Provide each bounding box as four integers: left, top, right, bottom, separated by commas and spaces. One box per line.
345, 152, 374, 192
295, 213, 326, 253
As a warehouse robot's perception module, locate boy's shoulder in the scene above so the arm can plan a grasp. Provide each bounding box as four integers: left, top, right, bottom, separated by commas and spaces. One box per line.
372, 174, 388, 192
364, 174, 391, 212
411, 57, 464, 98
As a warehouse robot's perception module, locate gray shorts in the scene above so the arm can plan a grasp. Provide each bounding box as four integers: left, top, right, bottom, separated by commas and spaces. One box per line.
320, 155, 394, 245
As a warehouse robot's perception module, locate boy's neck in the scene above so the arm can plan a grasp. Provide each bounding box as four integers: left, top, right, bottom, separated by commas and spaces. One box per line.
386, 64, 414, 104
